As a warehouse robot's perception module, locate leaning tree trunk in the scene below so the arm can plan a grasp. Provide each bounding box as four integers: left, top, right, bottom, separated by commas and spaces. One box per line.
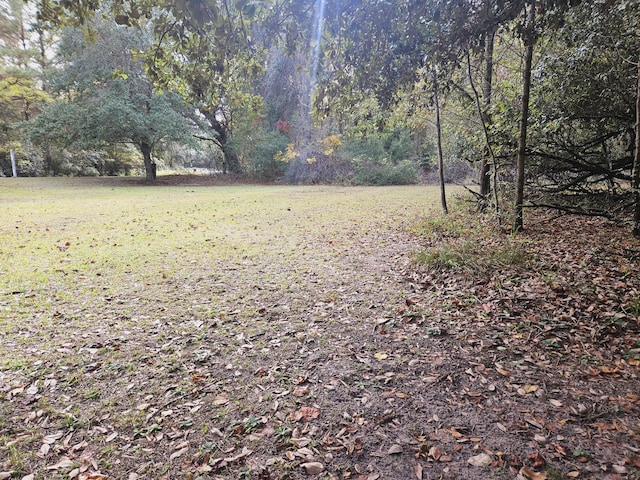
141, 141, 156, 182
513, 0, 536, 233
433, 68, 448, 215
633, 53, 640, 236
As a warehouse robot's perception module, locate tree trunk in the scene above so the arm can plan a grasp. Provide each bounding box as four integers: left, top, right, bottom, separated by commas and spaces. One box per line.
204, 110, 242, 175
479, 27, 495, 203
513, 0, 536, 234
45, 143, 52, 176
633, 53, 640, 236
141, 141, 156, 181
433, 68, 448, 215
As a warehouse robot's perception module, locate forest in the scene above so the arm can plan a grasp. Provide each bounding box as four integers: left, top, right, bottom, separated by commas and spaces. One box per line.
1, 0, 639, 232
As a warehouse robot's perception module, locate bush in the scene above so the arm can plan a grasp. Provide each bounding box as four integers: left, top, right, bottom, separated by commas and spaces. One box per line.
351, 157, 418, 185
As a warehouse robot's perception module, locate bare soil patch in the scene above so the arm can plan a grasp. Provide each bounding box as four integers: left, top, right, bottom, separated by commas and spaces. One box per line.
1, 181, 639, 480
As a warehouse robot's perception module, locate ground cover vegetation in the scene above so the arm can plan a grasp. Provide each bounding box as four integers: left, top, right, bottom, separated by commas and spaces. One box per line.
1, 179, 639, 480
0, 0, 638, 230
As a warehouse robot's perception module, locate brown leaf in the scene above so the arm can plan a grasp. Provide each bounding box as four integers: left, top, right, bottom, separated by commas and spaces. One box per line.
413, 462, 423, 480
467, 453, 492, 467
300, 462, 324, 475
169, 447, 188, 461
290, 406, 320, 422
387, 444, 403, 455
78, 474, 108, 480
428, 446, 442, 460
46, 457, 74, 470
293, 386, 310, 397
43, 431, 64, 444
519, 468, 547, 480
625, 456, 640, 468
212, 395, 229, 406
529, 451, 546, 469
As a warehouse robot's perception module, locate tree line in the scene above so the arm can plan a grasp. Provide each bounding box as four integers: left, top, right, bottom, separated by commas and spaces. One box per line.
1, 0, 639, 232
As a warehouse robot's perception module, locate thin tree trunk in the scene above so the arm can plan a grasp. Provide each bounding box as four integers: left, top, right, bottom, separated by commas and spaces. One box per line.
513, 0, 536, 234
633, 53, 640, 236
433, 68, 448, 215
479, 28, 495, 204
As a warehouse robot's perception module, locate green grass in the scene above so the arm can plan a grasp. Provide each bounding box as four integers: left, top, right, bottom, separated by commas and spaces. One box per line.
413, 208, 530, 274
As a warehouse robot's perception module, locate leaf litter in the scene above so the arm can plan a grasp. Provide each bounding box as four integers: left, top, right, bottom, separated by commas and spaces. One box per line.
1, 181, 639, 479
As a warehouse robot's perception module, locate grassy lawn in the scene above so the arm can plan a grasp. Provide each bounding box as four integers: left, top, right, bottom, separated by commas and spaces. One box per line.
2, 177, 639, 480
0, 178, 442, 479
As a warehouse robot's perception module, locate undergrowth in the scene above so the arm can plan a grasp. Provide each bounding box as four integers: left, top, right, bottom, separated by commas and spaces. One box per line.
413, 208, 531, 275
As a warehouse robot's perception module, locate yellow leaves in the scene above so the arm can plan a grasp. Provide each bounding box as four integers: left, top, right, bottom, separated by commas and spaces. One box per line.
274, 143, 299, 163
321, 134, 342, 155
374, 352, 388, 361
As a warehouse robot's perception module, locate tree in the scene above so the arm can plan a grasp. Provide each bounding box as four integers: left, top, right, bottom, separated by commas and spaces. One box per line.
512, 0, 536, 233
0, 0, 50, 174
37, 0, 269, 175
29, 18, 194, 180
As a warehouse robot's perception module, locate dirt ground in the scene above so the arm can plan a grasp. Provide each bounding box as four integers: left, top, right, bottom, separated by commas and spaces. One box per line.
1, 178, 639, 480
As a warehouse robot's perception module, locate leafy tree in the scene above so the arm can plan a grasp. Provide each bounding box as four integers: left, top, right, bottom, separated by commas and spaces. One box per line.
37, 0, 269, 175
29, 19, 194, 180
0, 0, 50, 174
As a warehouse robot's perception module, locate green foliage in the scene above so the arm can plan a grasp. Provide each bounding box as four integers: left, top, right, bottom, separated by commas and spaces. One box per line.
229, 121, 290, 180
351, 158, 418, 186
343, 129, 419, 185
27, 18, 195, 179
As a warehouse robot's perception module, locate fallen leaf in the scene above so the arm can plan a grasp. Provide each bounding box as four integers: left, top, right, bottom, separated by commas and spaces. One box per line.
43, 431, 64, 444
169, 447, 188, 461
625, 456, 640, 468
45, 457, 74, 470
293, 386, 310, 397
212, 395, 229, 406
78, 473, 108, 480
519, 467, 548, 480
300, 462, 324, 475
413, 462, 423, 480
37, 443, 50, 458
468, 453, 492, 467
529, 451, 546, 469
496, 367, 510, 377
387, 444, 403, 454
21, 475, 34, 480
0, 474, 13, 480
567, 472, 580, 478
428, 446, 442, 460
290, 406, 320, 422
374, 353, 388, 361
